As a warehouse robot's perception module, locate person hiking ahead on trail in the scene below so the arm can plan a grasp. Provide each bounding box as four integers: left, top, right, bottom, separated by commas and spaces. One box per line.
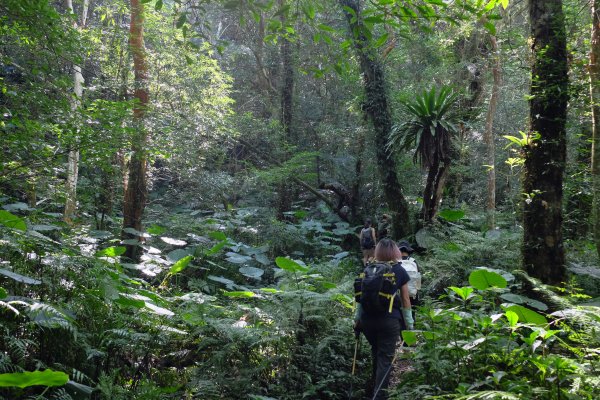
398, 240, 421, 322
359, 219, 377, 265
354, 239, 413, 400
377, 214, 391, 240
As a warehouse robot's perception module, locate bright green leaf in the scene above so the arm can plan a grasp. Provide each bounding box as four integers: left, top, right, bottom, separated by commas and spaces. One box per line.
170, 255, 193, 274
222, 291, 255, 298
448, 286, 474, 301
402, 330, 418, 345
505, 310, 518, 327
437, 209, 465, 222
209, 231, 227, 241
0, 210, 26, 231
469, 269, 507, 290
503, 305, 547, 326
95, 246, 126, 258
275, 257, 309, 273
0, 370, 69, 388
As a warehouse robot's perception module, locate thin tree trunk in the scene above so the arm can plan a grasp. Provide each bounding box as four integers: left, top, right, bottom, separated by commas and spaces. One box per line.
590, 1, 600, 259
276, 0, 295, 220
339, 0, 410, 239
63, 0, 89, 225
484, 34, 501, 229
523, 0, 568, 284
123, 0, 149, 260
351, 131, 366, 223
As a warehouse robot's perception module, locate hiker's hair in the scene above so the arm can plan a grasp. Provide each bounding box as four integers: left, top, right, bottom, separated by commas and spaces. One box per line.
374, 238, 401, 262
364, 218, 372, 228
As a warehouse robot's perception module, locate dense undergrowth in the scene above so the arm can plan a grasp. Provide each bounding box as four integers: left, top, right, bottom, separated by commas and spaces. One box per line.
0, 200, 598, 399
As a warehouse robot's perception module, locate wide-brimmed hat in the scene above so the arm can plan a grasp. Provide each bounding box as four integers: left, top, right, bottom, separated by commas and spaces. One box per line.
397, 240, 414, 253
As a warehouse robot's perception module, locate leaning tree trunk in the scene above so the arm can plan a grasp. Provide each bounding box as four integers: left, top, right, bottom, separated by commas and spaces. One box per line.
484, 34, 501, 230
63, 0, 89, 225
590, 0, 600, 259
523, 0, 568, 284
339, 0, 410, 239
122, 0, 149, 260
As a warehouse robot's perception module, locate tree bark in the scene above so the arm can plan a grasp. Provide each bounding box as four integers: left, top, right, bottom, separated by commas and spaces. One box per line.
590, 1, 600, 258
123, 0, 149, 260
63, 0, 89, 225
276, 0, 295, 220
339, 0, 410, 239
484, 34, 501, 229
523, 0, 568, 284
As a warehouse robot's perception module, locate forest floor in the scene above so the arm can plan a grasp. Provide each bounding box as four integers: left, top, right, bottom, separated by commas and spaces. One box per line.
388, 345, 415, 390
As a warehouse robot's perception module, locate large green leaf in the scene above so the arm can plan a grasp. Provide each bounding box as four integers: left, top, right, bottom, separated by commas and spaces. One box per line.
469, 269, 507, 290
500, 293, 548, 311
401, 330, 418, 346
503, 305, 547, 326
438, 209, 465, 222
0, 210, 26, 231
239, 266, 264, 279
0, 370, 69, 388
275, 257, 309, 273
0, 268, 41, 285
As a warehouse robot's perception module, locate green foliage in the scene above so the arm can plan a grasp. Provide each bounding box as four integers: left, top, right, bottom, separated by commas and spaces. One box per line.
0, 370, 69, 388
390, 85, 460, 168
391, 268, 599, 399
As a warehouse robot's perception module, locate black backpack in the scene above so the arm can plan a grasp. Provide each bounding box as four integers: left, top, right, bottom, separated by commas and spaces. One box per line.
361, 228, 375, 249
354, 262, 398, 315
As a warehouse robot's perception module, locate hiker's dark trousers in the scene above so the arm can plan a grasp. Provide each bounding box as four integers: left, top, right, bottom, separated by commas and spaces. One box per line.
361, 317, 400, 400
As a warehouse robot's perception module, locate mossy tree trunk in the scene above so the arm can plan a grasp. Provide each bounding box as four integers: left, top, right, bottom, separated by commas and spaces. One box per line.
339, 0, 410, 239
590, 1, 600, 259
522, 0, 568, 284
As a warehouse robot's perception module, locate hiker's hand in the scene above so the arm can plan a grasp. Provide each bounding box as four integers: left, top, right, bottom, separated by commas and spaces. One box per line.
353, 320, 362, 337
402, 308, 414, 331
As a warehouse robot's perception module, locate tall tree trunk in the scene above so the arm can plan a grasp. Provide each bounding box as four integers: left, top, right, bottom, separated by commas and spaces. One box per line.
276, 1, 295, 220
339, 0, 410, 239
590, 1, 600, 258
484, 34, 501, 229
123, 0, 149, 260
63, 0, 89, 225
523, 0, 568, 284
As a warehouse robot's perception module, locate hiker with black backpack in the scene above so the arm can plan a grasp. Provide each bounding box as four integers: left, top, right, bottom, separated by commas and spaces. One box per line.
359, 218, 377, 265
353, 239, 414, 400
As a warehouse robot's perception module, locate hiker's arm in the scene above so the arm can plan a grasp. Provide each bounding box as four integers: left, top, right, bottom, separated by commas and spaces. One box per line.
400, 284, 414, 330
400, 284, 411, 309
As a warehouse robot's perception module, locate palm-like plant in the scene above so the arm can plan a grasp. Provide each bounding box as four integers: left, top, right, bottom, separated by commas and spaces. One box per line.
389, 86, 460, 222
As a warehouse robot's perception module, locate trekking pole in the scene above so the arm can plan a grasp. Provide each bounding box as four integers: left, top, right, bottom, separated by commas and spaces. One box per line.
352, 333, 361, 376
348, 333, 361, 400
371, 340, 404, 400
